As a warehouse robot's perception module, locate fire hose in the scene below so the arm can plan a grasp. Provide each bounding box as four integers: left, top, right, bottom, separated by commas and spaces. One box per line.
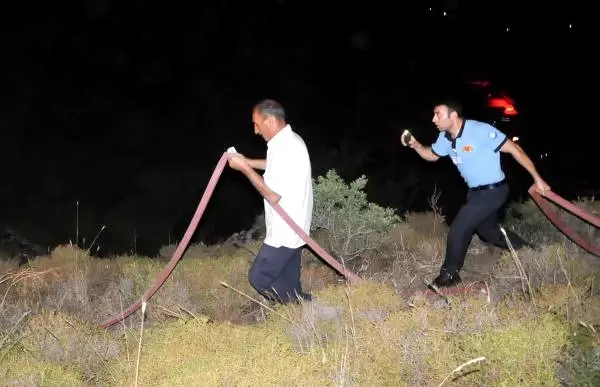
414, 185, 600, 301
100, 152, 361, 329
528, 184, 600, 257
99, 152, 600, 329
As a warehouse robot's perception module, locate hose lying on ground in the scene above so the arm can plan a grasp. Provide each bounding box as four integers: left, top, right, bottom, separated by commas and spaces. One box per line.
99, 153, 600, 329
528, 184, 600, 258
100, 152, 360, 329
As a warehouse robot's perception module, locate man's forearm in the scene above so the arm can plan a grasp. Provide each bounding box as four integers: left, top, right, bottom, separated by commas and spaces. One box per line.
246, 159, 266, 170
511, 145, 542, 181
413, 143, 439, 162
240, 165, 280, 203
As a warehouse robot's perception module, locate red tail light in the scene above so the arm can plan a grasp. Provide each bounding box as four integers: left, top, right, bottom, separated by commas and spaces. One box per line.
503, 105, 517, 115
489, 97, 518, 116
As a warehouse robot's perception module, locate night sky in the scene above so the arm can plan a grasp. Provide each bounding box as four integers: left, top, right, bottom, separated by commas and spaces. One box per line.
1, 1, 597, 257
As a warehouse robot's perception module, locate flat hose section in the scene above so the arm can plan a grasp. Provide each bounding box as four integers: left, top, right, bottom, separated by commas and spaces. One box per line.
100, 153, 360, 329
528, 184, 600, 258
100, 158, 600, 329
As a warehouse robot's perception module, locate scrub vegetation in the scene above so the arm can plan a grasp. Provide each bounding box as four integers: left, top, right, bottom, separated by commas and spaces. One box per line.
1, 171, 599, 386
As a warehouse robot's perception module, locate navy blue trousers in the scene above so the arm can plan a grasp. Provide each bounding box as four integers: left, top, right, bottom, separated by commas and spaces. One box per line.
442, 183, 530, 273
249, 243, 306, 303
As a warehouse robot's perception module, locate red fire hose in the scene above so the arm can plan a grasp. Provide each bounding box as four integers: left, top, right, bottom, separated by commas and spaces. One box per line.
100, 152, 361, 329
414, 185, 600, 300
99, 156, 600, 328
528, 184, 600, 258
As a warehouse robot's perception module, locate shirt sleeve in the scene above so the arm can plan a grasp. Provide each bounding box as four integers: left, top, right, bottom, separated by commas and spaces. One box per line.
431, 132, 451, 157
479, 123, 508, 152
265, 147, 307, 198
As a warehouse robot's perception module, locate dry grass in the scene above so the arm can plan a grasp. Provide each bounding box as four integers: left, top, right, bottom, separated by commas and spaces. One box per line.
102, 280, 579, 386
0, 196, 599, 385
2, 309, 121, 385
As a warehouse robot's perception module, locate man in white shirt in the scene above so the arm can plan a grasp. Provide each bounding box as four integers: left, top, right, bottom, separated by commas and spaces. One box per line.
227, 99, 313, 303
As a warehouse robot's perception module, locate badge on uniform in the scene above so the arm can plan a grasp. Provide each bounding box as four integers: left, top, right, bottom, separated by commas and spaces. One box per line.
450, 149, 462, 164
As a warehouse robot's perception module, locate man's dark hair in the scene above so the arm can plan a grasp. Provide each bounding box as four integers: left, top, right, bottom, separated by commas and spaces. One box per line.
254, 99, 286, 121
435, 98, 463, 118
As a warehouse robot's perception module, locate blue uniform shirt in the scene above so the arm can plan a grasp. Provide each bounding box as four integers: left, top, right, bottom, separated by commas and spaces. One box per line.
431, 119, 508, 188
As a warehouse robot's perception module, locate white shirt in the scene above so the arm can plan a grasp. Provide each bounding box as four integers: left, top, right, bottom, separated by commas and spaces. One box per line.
263, 124, 313, 249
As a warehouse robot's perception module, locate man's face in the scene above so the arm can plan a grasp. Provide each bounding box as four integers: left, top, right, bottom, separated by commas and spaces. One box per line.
432, 104, 454, 131
252, 110, 271, 141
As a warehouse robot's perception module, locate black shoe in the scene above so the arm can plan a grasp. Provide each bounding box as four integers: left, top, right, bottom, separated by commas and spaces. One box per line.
296, 292, 312, 302
432, 270, 462, 287
527, 242, 541, 251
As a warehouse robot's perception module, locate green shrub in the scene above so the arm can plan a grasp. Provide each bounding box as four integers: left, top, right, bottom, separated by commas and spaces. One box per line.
311, 170, 400, 262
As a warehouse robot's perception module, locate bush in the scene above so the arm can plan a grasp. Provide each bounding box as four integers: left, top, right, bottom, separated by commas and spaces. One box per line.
311, 170, 400, 262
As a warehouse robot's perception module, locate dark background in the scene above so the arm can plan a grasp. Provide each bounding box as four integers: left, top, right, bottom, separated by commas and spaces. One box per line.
1, 1, 597, 257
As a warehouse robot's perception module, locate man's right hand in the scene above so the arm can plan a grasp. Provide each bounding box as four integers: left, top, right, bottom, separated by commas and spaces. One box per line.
402, 134, 439, 162
401, 130, 413, 147
408, 137, 419, 149
401, 130, 421, 149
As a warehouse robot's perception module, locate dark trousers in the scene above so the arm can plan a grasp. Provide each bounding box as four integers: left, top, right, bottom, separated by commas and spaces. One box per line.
442, 183, 530, 274
248, 243, 305, 303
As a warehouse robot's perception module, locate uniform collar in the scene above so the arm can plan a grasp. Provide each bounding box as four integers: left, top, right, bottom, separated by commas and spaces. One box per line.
444, 119, 466, 141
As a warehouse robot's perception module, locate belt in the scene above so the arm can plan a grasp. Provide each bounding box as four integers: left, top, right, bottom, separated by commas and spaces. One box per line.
470, 179, 506, 191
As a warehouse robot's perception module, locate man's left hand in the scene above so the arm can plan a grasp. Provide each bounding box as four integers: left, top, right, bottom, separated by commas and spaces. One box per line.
535, 178, 551, 194
227, 154, 249, 172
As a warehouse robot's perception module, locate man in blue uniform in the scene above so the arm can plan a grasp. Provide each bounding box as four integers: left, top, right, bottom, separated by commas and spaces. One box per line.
405, 99, 551, 287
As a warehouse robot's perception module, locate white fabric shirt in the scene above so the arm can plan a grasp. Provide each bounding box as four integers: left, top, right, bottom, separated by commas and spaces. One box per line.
263, 124, 313, 249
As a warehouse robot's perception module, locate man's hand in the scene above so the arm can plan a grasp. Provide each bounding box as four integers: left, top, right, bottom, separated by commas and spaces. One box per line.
227, 153, 249, 172
400, 130, 421, 149
408, 137, 419, 149
535, 178, 551, 194
401, 132, 439, 162
401, 130, 412, 146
